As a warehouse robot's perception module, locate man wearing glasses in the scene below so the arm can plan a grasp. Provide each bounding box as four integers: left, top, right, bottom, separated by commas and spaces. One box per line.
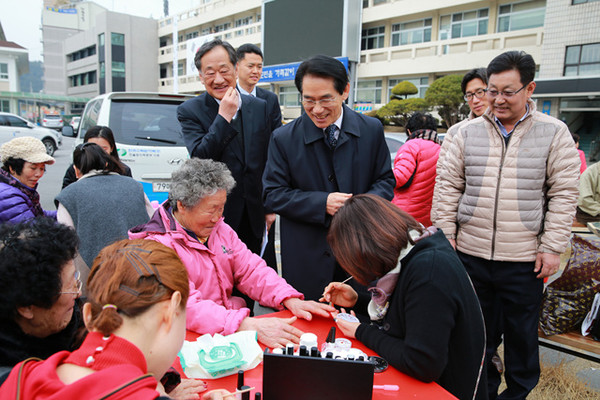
435, 51, 580, 400
263, 55, 394, 301
178, 39, 272, 261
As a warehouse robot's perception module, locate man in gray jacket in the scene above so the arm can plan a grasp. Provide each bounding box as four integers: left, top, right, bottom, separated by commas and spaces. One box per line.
435, 51, 580, 400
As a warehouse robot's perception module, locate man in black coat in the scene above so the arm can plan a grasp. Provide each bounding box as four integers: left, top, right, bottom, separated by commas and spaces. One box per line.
236, 43, 282, 270
263, 55, 395, 300
177, 39, 271, 256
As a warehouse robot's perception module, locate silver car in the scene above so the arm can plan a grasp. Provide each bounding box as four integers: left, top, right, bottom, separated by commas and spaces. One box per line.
42, 114, 64, 130
0, 112, 61, 156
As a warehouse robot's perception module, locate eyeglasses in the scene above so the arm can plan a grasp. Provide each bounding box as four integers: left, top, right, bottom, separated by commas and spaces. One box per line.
486, 85, 527, 99
60, 270, 82, 295
301, 97, 338, 108
464, 88, 487, 101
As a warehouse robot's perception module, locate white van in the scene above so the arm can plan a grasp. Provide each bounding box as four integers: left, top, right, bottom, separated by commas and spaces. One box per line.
75, 92, 194, 203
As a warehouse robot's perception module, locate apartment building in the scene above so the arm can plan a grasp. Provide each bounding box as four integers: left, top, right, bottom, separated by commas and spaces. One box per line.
42, 1, 158, 106
0, 40, 29, 112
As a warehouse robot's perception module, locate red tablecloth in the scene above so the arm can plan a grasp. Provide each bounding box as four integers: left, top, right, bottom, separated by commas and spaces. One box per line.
175, 310, 457, 400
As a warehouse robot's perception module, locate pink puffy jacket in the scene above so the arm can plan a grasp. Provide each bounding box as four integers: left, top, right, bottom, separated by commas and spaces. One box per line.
129, 203, 303, 335
392, 138, 441, 226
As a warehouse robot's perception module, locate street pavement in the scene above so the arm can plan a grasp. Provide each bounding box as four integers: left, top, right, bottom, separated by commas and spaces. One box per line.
38, 135, 76, 210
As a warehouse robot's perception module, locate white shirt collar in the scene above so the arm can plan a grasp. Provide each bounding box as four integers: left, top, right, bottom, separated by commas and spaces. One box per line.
213, 88, 242, 116
237, 83, 256, 97
323, 107, 344, 139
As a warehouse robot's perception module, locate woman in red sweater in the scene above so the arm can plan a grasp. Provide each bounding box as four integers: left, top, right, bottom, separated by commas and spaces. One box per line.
392, 113, 441, 226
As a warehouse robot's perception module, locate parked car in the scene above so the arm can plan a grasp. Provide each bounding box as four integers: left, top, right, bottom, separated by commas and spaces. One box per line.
0, 112, 61, 156
384, 132, 407, 167
72, 92, 194, 202
42, 114, 64, 130
70, 116, 81, 131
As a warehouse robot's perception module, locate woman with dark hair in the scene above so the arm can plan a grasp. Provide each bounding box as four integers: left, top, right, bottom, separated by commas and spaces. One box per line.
0, 238, 231, 399
61, 125, 132, 189
56, 143, 153, 285
0, 218, 81, 382
391, 112, 440, 226
0, 137, 57, 223
321, 194, 487, 400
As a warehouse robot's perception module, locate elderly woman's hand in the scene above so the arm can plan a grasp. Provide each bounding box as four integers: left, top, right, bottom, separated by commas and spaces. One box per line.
332, 308, 360, 339
319, 282, 358, 308
282, 297, 336, 321
238, 316, 304, 348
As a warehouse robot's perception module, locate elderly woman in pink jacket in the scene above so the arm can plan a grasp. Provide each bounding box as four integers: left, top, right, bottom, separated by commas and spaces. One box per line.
130, 158, 334, 348
392, 112, 441, 226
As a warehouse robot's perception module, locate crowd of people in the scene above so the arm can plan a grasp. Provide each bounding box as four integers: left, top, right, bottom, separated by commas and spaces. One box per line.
0, 41, 592, 400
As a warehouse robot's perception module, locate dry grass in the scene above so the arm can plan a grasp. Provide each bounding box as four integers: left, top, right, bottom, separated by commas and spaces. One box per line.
497, 351, 598, 399
528, 358, 597, 400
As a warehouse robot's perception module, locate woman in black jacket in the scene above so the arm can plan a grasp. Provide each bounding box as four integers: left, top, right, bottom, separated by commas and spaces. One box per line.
322, 194, 487, 400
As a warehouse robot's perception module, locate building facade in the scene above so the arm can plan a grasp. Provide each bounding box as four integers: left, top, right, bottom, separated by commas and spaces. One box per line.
0, 41, 29, 112
42, 1, 158, 110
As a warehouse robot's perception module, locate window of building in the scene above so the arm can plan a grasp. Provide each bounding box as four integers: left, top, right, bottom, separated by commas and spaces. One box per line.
391, 18, 432, 46
185, 31, 199, 40
68, 45, 97, 62
361, 26, 385, 50
235, 16, 253, 27
279, 85, 301, 107
111, 33, 125, 46
355, 80, 383, 104
178, 62, 184, 76
99, 62, 105, 78
69, 71, 97, 87
0, 63, 8, 80
573, 0, 599, 4
439, 9, 488, 40
214, 22, 231, 32
497, 0, 545, 32
0, 100, 9, 112
98, 33, 105, 47
564, 43, 600, 76
112, 61, 126, 78
388, 77, 429, 99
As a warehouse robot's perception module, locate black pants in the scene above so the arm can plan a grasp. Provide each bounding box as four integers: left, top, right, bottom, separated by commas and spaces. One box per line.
458, 252, 543, 400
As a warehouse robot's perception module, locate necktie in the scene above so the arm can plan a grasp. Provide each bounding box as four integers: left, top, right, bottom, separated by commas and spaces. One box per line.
325, 124, 337, 149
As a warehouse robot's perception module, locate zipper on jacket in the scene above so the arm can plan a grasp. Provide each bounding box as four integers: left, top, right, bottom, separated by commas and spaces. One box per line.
489, 120, 507, 260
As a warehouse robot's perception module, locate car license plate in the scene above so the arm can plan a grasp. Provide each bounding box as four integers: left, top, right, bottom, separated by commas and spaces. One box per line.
152, 182, 171, 192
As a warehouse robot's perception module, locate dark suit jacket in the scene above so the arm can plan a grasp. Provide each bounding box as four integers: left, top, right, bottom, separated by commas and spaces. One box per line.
177, 92, 271, 239
256, 87, 282, 133
262, 105, 395, 300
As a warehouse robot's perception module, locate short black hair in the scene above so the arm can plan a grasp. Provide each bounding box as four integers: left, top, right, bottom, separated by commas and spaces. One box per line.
461, 68, 487, 94
237, 43, 263, 62
1, 157, 26, 175
406, 112, 437, 133
295, 55, 348, 95
194, 39, 237, 72
487, 51, 536, 85
0, 218, 78, 319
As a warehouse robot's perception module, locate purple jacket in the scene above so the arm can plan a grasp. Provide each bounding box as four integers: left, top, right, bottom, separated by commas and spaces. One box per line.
0, 182, 56, 224
129, 202, 303, 335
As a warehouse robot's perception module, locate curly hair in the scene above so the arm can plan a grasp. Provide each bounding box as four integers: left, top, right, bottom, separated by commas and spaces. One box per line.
0, 218, 78, 319
86, 239, 189, 336
169, 158, 235, 210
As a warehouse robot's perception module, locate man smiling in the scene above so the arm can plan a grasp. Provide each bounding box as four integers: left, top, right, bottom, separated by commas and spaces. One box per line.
436, 51, 580, 400
177, 39, 272, 263
263, 55, 394, 301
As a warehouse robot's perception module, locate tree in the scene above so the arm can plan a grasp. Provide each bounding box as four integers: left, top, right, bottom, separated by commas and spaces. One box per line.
424, 74, 465, 128
391, 81, 418, 100
377, 98, 428, 127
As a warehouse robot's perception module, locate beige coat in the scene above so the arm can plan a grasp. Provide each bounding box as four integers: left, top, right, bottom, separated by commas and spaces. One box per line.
435, 100, 580, 262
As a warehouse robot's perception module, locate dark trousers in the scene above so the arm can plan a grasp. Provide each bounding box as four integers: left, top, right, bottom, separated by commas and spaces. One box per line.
231, 205, 262, 316
458, 252, 543, 400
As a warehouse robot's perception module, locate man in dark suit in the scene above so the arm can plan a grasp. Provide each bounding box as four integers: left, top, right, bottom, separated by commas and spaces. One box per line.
236, 43, 282, 270
177, 39, 271, 257
263, 55, 395, 301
